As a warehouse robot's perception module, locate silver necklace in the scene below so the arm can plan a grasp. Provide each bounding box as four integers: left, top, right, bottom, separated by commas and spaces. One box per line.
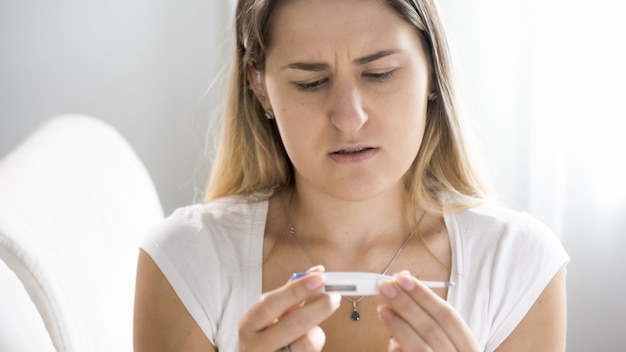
287, 211, 425, 322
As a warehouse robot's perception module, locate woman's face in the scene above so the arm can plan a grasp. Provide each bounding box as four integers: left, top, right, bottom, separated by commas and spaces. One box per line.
256, 0, 432, 201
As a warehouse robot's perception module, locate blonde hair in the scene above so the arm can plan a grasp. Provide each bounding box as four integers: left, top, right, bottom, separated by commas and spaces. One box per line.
204, 0, 489, 214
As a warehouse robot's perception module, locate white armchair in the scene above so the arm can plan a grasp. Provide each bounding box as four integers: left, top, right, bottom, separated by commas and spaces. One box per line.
0, 115, 164, 351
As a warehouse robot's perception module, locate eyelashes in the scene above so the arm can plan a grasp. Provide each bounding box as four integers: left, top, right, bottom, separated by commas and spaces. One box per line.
363, 70, 395, 82
294, 77, 329, 91
292, 69, 396, 91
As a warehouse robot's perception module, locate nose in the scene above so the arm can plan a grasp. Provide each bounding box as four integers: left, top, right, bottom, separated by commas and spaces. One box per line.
329, 80, 368, 134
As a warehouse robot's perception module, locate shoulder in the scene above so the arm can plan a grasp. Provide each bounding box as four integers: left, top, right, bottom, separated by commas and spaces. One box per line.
446, 202, 569, 277
450, 202, 550, 233
137, 191, 271, 345
446, 202, 561, 255
445, 202, 570, 350
145, 190, 272, 247
139, 190, 271, 286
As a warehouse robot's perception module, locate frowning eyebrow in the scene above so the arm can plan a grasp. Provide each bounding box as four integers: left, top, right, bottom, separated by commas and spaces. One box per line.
281, 49, 402, 71
282, 62, 329, 71
354, 49, 401, 65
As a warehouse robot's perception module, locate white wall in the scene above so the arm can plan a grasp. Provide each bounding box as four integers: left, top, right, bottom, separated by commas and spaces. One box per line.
0, 0, 233, 215
438, 1, 626, 350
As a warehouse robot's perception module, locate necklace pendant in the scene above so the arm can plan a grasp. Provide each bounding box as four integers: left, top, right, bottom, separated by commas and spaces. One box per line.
350, 301, 360, 321
351, 310, 360, 321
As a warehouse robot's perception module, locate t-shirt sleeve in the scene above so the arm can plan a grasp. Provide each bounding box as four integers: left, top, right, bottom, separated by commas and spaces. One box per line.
140, 205, 221, 343
138, 197, 267, 350
484, 213, 570, 351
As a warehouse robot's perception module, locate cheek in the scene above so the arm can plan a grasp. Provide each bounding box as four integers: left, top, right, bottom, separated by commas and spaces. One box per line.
397, 119, 426, 159
269, 86, 323, 139
273, 106, 320, 163
385, 87, 428, 133
385, 94, 428, 160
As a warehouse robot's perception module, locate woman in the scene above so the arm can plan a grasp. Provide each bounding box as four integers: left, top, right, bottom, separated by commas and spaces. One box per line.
134, 0, 569, 351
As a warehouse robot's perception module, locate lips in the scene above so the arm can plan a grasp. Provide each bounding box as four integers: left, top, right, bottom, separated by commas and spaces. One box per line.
332, 147, 374, 155
328, 145, 378, 164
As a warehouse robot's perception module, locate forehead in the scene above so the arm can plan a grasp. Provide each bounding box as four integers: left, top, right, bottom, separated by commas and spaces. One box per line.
266, 0, 424, 62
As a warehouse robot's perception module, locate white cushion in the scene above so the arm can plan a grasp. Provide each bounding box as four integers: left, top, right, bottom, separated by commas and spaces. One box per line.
0, 258, 55, 351
0, 115, 164, 352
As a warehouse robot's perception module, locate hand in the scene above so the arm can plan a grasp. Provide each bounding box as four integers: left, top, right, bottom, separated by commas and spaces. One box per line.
239, 266, 341, 352
377, 271, 480, 352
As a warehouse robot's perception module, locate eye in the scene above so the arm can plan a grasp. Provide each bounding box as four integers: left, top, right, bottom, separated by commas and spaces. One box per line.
292, 77, 329, 91
363, 70, 395, 82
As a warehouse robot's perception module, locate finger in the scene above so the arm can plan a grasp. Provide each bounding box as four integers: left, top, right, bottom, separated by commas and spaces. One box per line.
264, 292, 340, 348
378, 302, 454, 351
306, 265, 325, 274
289, 325, 326, 352
282, 266, 327, 317
388, 337, 401, 352
398, 272, 477, 349
379, 276, 455, 349
380, 272, 477, 350
240, 272, 326, 332
379, 307, 458, 351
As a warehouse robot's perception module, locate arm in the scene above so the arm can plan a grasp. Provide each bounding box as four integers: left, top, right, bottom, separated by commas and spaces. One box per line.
495, 266, 567, 351
133, 249, 215, 352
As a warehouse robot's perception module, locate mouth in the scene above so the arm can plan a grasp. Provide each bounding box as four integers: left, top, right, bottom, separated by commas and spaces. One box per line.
328, 146, 378, 164
331, 147, 375, 155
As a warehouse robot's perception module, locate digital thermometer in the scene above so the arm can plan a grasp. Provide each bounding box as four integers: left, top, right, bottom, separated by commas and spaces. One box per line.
291, 272, 453, 296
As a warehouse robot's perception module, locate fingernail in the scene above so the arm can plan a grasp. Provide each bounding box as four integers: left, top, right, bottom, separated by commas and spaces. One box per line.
305, 274, 325, 290
290, 272, 308, 281
307, 265, 325, 273
397, 273, 416, 291
379, 281, 397, 298
328, 293, 341, 307
389, 337, 400, 349
377, 305, 395, 321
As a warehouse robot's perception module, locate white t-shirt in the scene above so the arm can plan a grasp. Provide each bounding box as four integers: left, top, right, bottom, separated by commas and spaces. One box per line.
141, 191, 569, 352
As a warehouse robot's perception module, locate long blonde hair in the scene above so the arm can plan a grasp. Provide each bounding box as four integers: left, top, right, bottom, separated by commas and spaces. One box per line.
204, 0, 489, 214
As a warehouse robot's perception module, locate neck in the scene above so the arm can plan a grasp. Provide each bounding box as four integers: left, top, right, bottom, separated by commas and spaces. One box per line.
283, 182, 418, 249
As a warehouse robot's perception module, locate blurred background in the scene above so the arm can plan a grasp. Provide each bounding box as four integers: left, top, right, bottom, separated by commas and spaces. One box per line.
1, 0, 624, 350
0, 0, 232, 215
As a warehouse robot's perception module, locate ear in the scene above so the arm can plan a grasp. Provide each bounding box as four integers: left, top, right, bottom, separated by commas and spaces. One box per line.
428, 73, 439, 100
246, 66, 271, 110
428, 67, 438, 93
